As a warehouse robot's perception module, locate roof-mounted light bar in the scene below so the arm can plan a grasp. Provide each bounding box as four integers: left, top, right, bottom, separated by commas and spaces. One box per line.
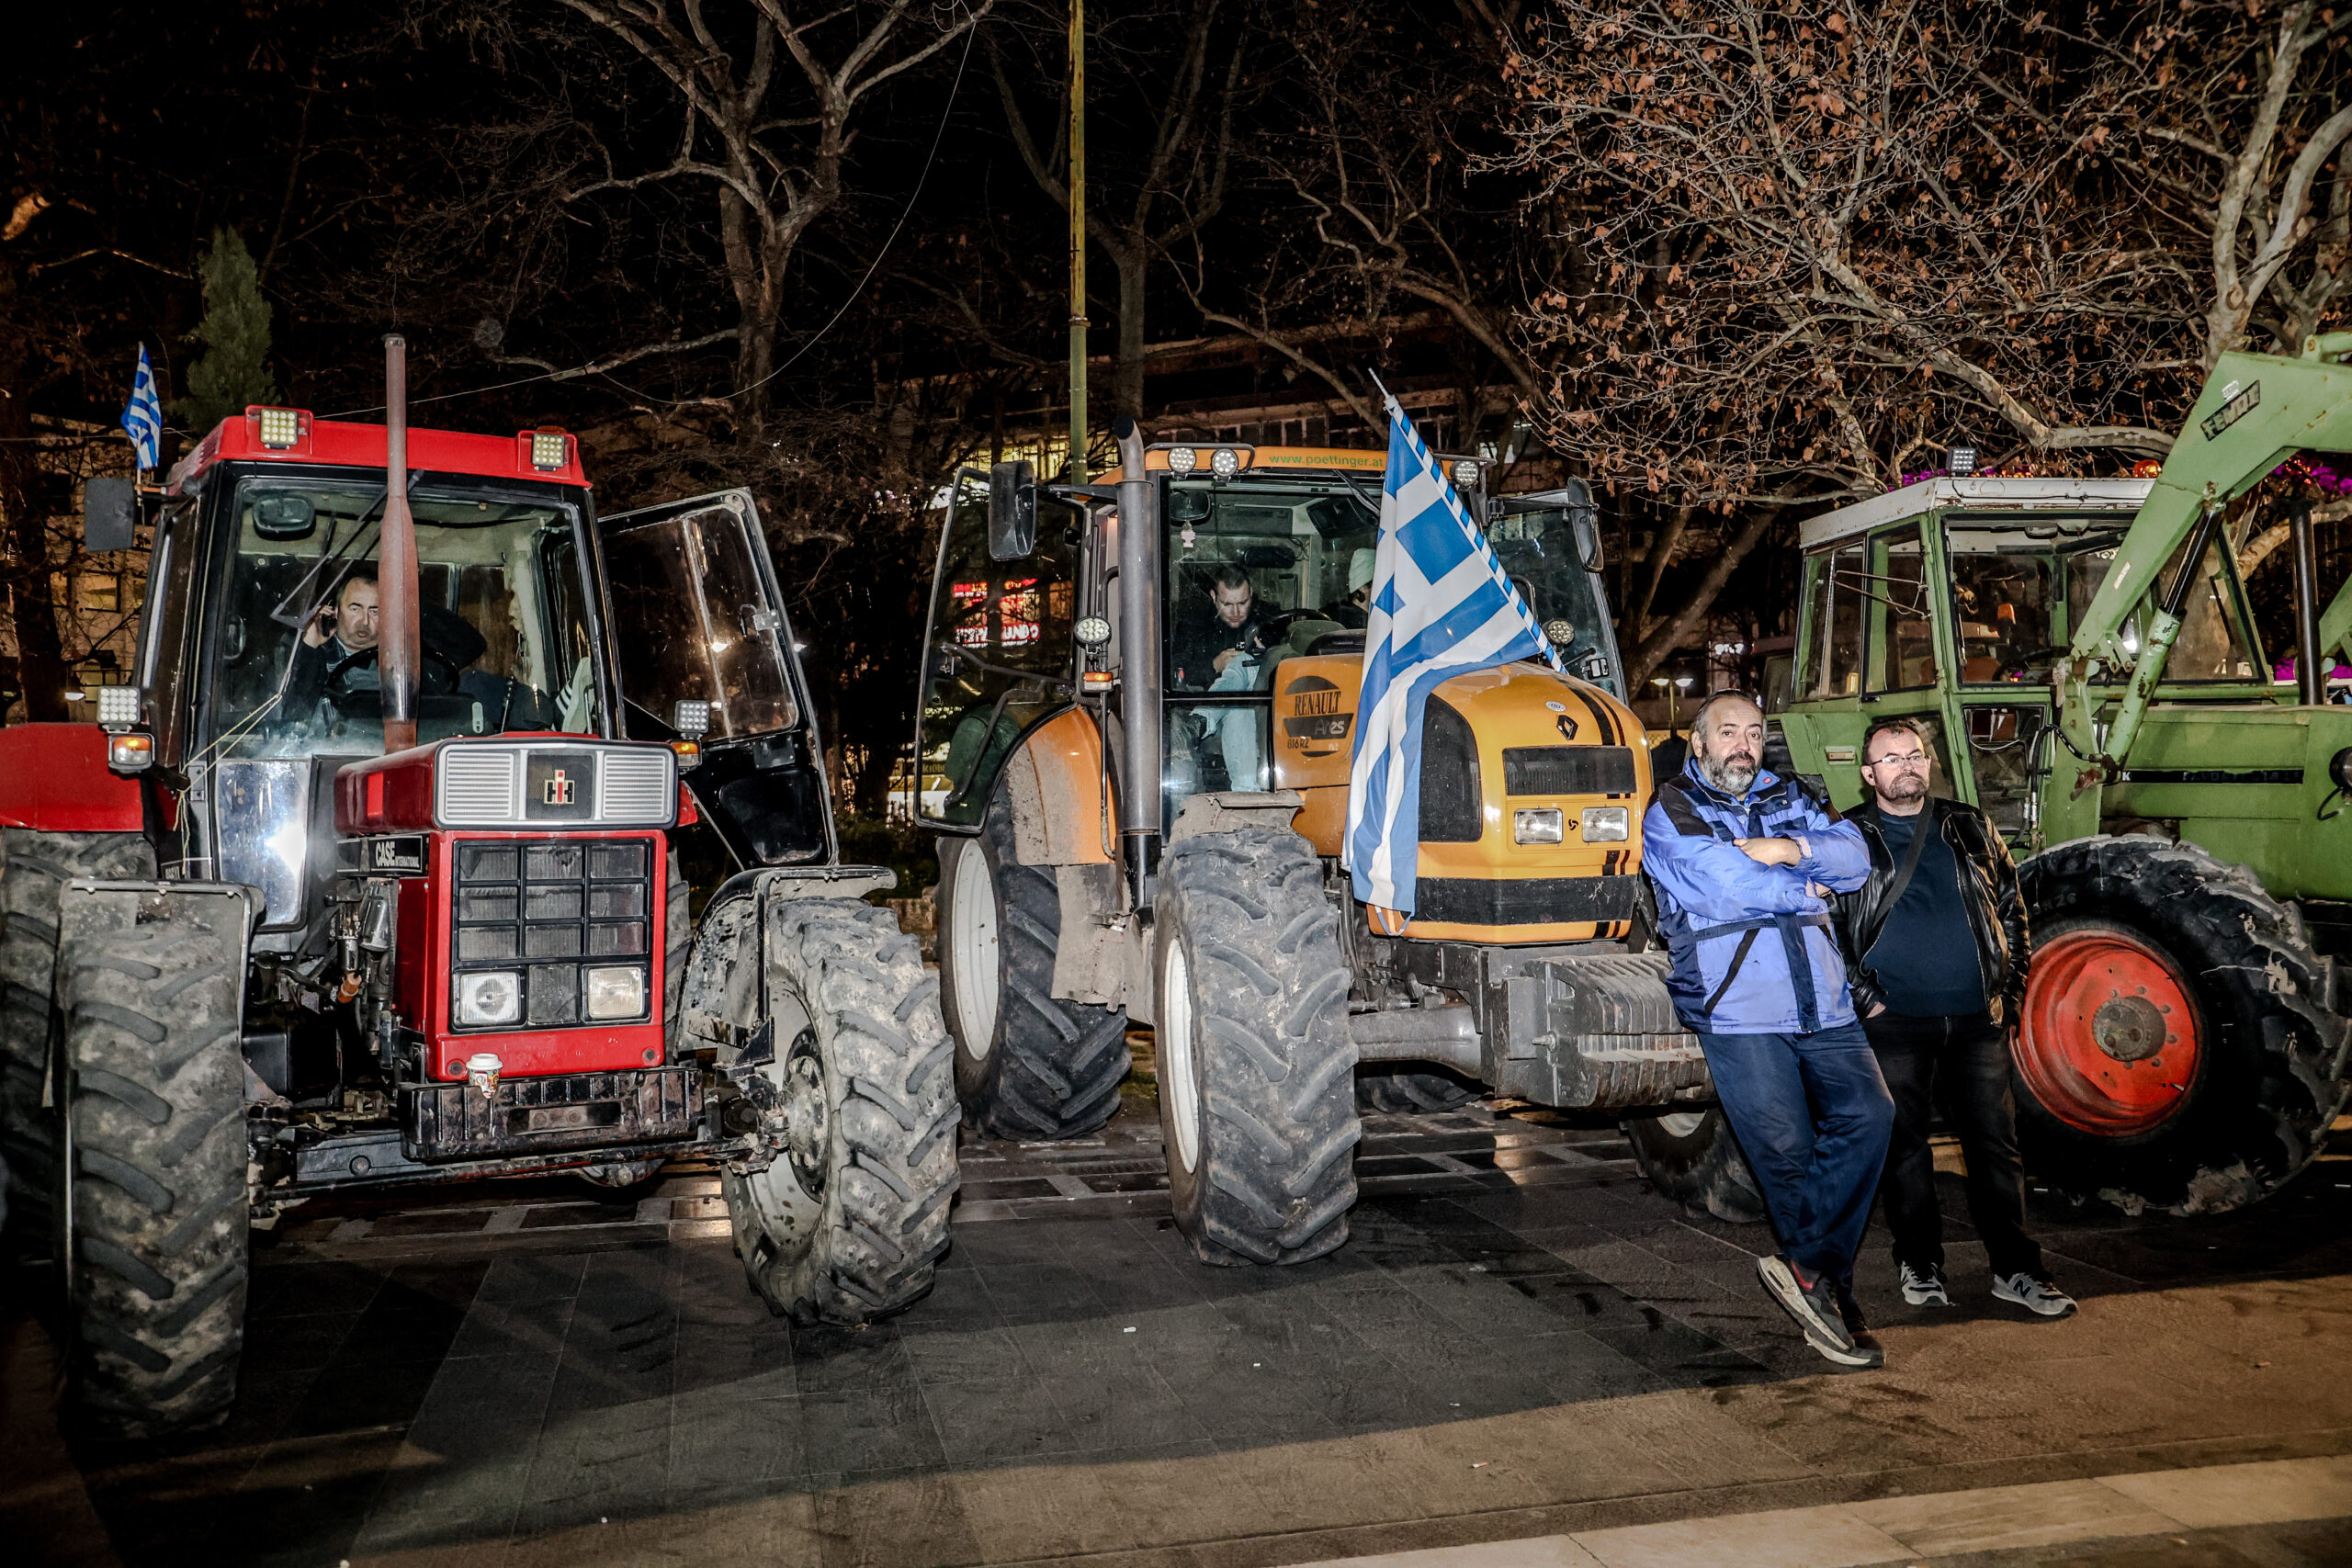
1144, 441, 1258, 479
248, 406, 312, 454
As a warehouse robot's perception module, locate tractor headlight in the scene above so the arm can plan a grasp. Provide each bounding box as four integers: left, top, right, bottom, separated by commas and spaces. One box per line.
1452, 459, 1481, 491
529, 431, 570, 469
1074, 615, 1112, 647
96, 685, 141, 728
1167, 446, 1198, 473
1210, 447, 1240, 479
457, 970, 521, 1027
1581, 807, 1630, 842
584, 965, 647, 1021
255, 407, 303, 449
1513, 807, 1564, 845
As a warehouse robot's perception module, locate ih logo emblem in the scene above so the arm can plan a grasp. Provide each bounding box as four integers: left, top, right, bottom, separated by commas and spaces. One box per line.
544, 769, 575, 807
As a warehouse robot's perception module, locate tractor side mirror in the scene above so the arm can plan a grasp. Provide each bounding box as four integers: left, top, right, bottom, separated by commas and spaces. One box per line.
988, 460, 1038, 561
252, 492, 318, 540
84, 477, 139, 553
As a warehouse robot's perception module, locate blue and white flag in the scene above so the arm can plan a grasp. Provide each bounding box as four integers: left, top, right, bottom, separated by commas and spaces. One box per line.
1345, 396, 1557, 915
120, 345, 163, 471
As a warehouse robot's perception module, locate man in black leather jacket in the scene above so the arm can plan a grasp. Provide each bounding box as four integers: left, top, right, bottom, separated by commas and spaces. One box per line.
1839, 716, 2075, 1319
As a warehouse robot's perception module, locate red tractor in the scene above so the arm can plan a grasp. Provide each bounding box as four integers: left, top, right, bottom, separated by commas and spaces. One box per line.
0, 343, 956, 1438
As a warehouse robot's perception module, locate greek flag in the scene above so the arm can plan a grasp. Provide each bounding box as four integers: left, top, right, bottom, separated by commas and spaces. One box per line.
120, 345, 163, 471
1345, 396, 1557, 915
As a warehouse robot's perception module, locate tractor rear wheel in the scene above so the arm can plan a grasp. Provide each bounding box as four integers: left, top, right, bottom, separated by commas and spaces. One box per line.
1155, 829, 1357, 1265
936, 797, 1129, 1140
57, 901, 249, 1438
2016, 835, 2349, 1215
0, 829, 154, 1254
721, 898, 958, 1322
1622, 1106, 1769, 1224
1354, 1067, 1480, 1115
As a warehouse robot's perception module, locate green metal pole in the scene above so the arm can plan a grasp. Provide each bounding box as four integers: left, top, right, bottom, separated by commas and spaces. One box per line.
1068, 0, 1087, 483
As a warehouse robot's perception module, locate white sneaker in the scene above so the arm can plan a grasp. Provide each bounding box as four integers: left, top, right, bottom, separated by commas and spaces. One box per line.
1992, 1271, 2077, 1317
1899, 1262, 1951, 1307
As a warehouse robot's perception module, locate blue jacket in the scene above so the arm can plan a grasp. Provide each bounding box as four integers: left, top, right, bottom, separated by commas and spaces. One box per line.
1642, 760, 1872, 1035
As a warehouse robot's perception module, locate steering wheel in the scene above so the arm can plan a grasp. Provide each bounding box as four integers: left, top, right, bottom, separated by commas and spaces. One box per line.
324, 645, 465, 716
1250, 609, 1328, 648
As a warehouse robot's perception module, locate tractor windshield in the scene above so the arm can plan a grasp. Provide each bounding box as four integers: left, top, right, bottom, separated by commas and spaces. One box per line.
210, 477, 605, 758
1160, 477, 1603, 694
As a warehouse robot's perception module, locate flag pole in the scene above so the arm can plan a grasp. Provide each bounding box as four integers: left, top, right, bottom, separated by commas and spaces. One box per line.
1067, 0, 1087, 483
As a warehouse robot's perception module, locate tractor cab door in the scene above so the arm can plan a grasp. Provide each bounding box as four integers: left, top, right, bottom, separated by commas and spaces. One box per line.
597, 490, 830, 866
914, 472, 1082, 830
1489, 485, 1625, 694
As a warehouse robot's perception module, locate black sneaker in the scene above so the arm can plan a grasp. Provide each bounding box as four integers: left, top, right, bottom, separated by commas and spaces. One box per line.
1899, 1261, 1951, 1307
1758, 1254, 1854, 1352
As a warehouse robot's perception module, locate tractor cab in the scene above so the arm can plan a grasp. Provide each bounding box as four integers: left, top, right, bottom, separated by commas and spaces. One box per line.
1776, 477, 2274, 841
915, 446, 1622, 839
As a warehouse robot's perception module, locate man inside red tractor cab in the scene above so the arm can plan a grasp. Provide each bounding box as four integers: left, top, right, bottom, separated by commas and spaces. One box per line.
285, 563, 492, 721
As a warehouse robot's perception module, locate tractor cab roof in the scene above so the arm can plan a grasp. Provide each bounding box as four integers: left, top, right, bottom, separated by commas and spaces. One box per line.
1799, 477, 2153, 551
165, 406, 589, 494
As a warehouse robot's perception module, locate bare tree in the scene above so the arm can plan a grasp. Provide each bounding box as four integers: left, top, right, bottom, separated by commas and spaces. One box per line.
540, 0, 990, 423
991, 0, 1244, 420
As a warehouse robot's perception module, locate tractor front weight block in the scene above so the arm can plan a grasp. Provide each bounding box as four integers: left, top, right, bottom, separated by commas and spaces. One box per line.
1385, 942, 1710, 1111
401, 1065, 703, 1161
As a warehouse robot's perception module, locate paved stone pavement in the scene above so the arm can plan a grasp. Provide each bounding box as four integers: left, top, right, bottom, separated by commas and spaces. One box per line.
7, 1097, 2352, 1568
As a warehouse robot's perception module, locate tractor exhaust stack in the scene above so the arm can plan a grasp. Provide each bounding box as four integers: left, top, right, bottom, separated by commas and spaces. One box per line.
379, 334, 421, 753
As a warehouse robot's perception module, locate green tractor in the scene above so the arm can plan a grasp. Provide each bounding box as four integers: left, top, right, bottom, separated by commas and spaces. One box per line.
1771, 333, 2352, 1216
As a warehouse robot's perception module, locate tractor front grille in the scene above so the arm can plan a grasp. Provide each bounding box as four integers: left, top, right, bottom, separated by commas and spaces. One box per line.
452, 836, 655, 1028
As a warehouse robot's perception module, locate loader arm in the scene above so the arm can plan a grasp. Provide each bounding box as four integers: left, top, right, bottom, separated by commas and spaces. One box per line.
2049, 334, 2352, 838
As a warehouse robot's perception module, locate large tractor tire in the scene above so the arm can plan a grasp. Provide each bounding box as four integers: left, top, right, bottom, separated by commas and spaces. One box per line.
1155, 829, 1357, 1265
1622, 1106, 1769, 1224
1354, 1066, 1480, 1115
2016, 835, 2350, 1216
718, 897, 958, 1323
57, 904, 249, 1439
936, 798, 1129, 1140
0, 829, 155, 1253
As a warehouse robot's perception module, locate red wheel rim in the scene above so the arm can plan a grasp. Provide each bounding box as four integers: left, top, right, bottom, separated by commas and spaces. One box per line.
2017, 925, 2200, 1135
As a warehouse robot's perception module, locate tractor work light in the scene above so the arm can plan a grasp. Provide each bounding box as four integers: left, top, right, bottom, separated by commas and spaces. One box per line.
95, 685, 141, 728
107, 732, 153, 772
457, 971, 522, 1027
1542, 619, 1576, 649
254, 406, 304, 449
1513, 807, 1564, 845
1452, 459, 1481, 491
1074, 615, 1112, 647
671, 699, 711, 739
1166, 446, 1198, 473
1581, 806, 1630, 842
584, 965, 648, 1021
527, 431, 571, 470
1210, 447, 1241, 479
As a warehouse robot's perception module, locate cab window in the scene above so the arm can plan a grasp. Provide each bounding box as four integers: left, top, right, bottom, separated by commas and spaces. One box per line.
1805, 543, 1865, 697
1867, 525, 1938, 693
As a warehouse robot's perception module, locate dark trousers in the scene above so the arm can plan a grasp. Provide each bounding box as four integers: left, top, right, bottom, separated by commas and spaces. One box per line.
1696, 1021, 1894, 1287
1863, 1010, 2042, 1280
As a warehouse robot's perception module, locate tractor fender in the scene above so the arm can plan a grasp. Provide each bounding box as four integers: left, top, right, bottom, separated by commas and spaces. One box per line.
1000, 706, 1117, 866
0, 725, 142, 833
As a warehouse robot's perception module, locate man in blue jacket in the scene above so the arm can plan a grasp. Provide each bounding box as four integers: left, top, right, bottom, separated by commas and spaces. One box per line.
1644, 692, 1894, 1369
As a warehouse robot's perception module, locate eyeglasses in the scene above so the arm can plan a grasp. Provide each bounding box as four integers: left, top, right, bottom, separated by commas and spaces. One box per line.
1864, 751, 1930, 768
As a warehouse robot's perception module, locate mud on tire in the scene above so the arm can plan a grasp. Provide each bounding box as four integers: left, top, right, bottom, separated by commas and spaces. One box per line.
1156, 829, 1358, 1265
936, 795, 1129, 1140
0, 829, 155, 1254
1622, 1106, 1768, 1224
718, 897, 959, 1323
58, 903, 248, 1439
2017, 835, 2349, 1215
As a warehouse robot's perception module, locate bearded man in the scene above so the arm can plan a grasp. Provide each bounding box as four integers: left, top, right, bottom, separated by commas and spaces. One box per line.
1642, 692, 1892, 1369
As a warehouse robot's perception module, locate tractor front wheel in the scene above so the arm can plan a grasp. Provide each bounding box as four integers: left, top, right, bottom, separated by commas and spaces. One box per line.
2017, 835, 2348, 1215
719, 898, 958, 1322
936, 799, 1130, 1140
56, 900, 249, 1438
1155, 829, 1357, 1265
1354, 1067, 1480, 1115
1622, 1106, 1768, 1224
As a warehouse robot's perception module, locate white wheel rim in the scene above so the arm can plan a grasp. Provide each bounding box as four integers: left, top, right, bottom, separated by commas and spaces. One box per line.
1656, 1110, 1706, 1138
1160, 937, 1202, 1173
948, 841, 1001, 1057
